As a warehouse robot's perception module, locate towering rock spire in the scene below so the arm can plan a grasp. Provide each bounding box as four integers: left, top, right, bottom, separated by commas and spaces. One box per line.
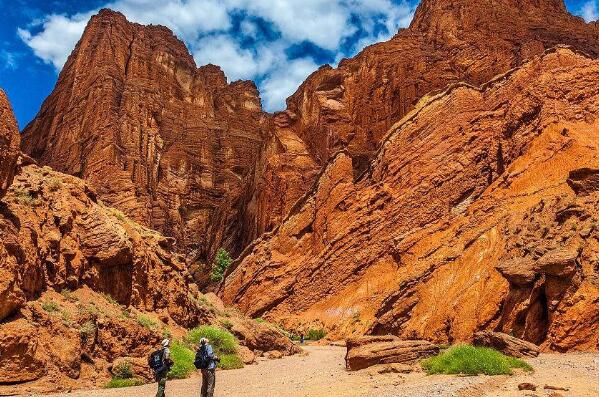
0, 89, 20, 198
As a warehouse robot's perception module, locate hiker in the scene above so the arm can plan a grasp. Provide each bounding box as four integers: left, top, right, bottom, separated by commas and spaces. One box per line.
300, 333, 305, 344
194, 337, 220, 397
148, 339, 173, 397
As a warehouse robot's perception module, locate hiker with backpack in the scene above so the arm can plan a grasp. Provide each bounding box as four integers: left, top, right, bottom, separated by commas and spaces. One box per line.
148, 339, 174, 397
194, 338, 220, 397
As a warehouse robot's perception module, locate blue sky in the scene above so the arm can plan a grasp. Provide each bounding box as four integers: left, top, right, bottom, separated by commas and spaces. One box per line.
0, 0, 597, 130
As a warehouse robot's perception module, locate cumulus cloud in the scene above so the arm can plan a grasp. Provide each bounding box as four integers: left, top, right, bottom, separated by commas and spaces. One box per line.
18, 0, 417, 111
580, 1, 598, 22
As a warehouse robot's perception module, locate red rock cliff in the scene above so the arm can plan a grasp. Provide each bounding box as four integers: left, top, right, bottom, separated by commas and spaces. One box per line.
222, 47, 599, 351
0, 89, 20, 198
20, 10, 297, 263
284, 0, 599, 167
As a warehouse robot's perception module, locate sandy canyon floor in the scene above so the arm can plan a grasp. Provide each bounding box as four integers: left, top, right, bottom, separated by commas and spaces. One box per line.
35, 346, 599, 397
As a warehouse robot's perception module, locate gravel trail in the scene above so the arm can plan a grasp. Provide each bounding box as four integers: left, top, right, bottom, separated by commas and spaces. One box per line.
37, 346, 599, 397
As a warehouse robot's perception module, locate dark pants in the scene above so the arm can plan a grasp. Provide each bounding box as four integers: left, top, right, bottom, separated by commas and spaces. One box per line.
201, 369, 216, 397
155, 371, 168, 397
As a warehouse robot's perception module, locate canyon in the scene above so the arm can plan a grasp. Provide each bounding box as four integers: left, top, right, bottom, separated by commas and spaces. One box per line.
2, 0, 599, 393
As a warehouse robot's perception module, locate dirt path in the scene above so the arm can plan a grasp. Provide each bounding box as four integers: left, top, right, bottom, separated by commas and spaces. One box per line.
38, 346, 599, 397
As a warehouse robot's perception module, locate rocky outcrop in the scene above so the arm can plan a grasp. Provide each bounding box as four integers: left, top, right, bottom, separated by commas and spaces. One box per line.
345, 335, 439, 370
0, 89, 20, 198
284, 0, 599, 167
222, 47, 599, 351
473, 331, 540, 358
20, 10, 316, 267
0, 164, 299, 392
0, 164, 209, 326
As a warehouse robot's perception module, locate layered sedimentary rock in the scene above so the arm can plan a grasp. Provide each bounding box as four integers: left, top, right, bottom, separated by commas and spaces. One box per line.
222, 47, 599, 351
0, 89, 20, 197
284, 0, 599, 166
20, 10, 314, 263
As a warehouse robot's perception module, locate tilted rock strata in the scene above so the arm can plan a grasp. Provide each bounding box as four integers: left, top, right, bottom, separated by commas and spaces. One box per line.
284, 0, 599, 167
0, 89, 20, 198
222, 48, 599, 351
21, 10, 316, 263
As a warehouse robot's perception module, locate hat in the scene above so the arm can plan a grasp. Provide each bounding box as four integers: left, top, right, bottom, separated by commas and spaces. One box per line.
200, 338, 208, 345
162, 339, 170, 347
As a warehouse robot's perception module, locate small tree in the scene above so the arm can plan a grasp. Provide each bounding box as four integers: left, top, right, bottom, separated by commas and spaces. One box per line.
211, 248, 232, 282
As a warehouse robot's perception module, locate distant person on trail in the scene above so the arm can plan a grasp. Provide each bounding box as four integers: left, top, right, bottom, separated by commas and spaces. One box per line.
300, 333, 305, 344
148, 339, 173, 397
194, 337, 220, 397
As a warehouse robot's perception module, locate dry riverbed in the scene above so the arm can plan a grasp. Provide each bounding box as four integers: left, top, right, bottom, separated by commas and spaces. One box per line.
37, 345, 599, 397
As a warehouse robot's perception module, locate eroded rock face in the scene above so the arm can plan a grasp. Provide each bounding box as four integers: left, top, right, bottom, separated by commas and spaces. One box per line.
284, 0, 599, 167
20, 10, 315, 265
0, 164, 209, 326
0, 89, 20, 198
222, 48, 599, 351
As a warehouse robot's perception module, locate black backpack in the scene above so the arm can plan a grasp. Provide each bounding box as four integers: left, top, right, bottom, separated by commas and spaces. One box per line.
194, 346, 210, 369
148, 349, 165, 371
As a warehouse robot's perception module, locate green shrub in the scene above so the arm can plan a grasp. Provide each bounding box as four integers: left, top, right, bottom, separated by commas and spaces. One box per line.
218, 354, 244, 370
41, 300, 59, 313
137, 314, 158, 330
48, 178, 63, 192
185, 326, 238, 354
80, 320, 96, 337
220, 319, 233, 330
112, 361, 133, 379
421, 345, 533, 376
105, 378, 143, 388
210, 248, 232, 282
307, 328, 327, 341
254, 318, 266, 324
14, 189, 39, 206
167, 341, 196, 380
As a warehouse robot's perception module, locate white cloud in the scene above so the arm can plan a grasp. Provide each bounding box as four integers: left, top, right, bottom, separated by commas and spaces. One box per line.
18, 13, 91, 69
18, 0, 417, 111
580, 1, 598, 22
0, 50, 19, 70
261, 58, 320, 110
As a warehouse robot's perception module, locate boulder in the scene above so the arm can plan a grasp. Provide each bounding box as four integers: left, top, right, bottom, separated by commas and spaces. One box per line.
495, 258, 537, 286
518, 382, 537, 391
473, 331, 540, 358
237, 346, 256, 365
228, 317, 300, 356
345, 336, 439, 371
535, 247, 579, 277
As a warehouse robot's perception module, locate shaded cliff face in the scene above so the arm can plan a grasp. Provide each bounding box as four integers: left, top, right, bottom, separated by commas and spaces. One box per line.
0, 89, 20, 198
222, 47, 599, 351
285, 0, 599, 166
0, 163, 299, 393
20, 10, 287, 262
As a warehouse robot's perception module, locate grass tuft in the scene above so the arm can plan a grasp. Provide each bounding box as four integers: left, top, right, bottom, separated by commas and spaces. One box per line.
219, 354, 244, 370
105, 378, 144, 388
421, 344, 533, 376
185, 326, 238, 354
41, 300, 60, 313
112, 361, 133, 380
137, 314, 158, 330
307, 328, 327, 341
168, 341, 196, 380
